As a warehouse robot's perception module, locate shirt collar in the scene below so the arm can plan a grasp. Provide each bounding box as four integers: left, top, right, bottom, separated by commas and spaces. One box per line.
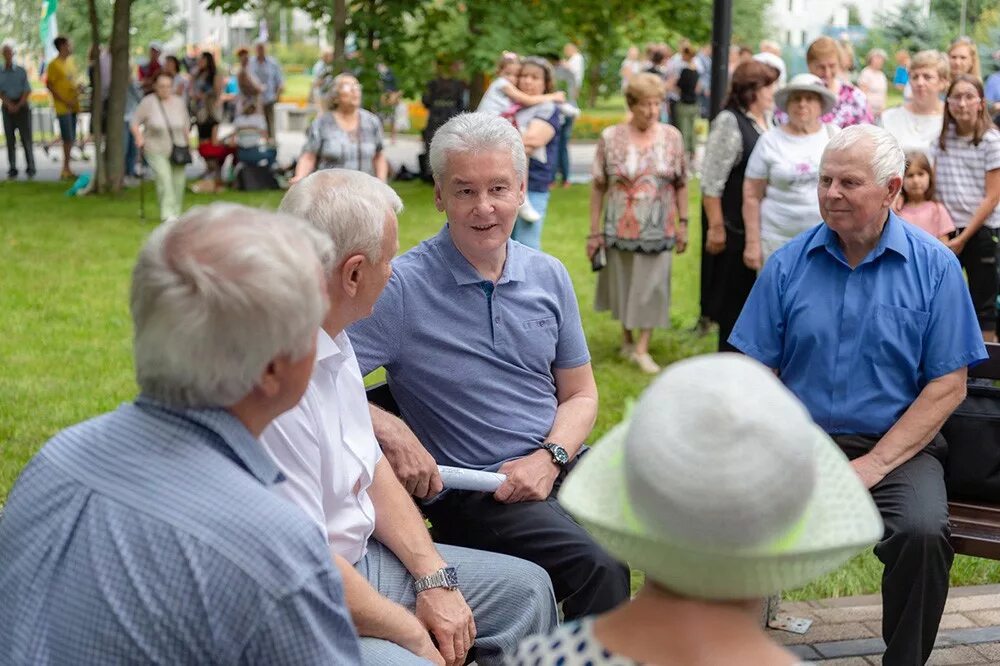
434, 223, 526, 286
807, 211, 910, 266
134, 395, 285, 485
316, 327, 353, 369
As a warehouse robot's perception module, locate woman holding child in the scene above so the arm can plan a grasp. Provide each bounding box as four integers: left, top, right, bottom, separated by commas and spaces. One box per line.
588, 73, 688, 375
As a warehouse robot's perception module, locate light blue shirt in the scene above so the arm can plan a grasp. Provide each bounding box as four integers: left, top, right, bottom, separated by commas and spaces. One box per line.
730, 212, 986, 435
349, 225, 591, 470
0, 397, 361, 665
248, 55, 285, 105
985, 72, 1000, 106
0, 61, 30, 102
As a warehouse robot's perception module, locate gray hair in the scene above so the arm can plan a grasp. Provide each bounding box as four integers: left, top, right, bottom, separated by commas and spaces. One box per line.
822, 124, 905, 187
429, 112, 528, 185
279, 169, 402, 265
131, 204, 332, 408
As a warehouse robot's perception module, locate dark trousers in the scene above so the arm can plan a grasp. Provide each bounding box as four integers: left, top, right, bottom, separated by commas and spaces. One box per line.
953, 226, 998, 331
263, 102, 276, 141
2, 104, 35, 175
835, 434, 952, 666
555, 116, 574, 185
422, 451, 631, 620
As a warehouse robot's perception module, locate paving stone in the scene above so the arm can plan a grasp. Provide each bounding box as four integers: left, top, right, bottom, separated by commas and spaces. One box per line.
813, 637, 886, 658
926, 645, 987, 664
817, 658, 870, 665
779, 601, 818, 616
815, 593, 882, 608
864, 655, 882, 665
951, 584, 1000, 598
770, 622, 876, 645
944, 595, 1000, 614
939, 614, 978, 630
813, 605, 883, 624
940, 625, 1000, 646
786, 644, 821, 660
972, 641, 1000, 660
964, 610, 1000, 628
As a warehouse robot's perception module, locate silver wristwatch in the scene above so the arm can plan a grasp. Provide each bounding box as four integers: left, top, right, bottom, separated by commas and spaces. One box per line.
413, 566, 459, 594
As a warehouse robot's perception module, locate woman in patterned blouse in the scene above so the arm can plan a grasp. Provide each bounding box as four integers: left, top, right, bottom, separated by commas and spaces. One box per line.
777, 36, 873, 129
588, 73, 688, 374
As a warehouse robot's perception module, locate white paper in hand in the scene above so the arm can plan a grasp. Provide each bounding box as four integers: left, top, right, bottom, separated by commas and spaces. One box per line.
438, 465, 507, 492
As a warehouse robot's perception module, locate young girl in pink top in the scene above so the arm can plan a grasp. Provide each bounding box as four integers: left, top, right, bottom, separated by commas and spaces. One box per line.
896, 151, 955, 242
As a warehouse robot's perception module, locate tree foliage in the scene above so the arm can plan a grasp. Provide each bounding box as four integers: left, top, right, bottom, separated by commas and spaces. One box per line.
866, 0, 948, 54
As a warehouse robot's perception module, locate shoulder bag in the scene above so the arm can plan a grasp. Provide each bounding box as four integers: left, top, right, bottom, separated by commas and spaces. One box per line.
156, 96, 192, 166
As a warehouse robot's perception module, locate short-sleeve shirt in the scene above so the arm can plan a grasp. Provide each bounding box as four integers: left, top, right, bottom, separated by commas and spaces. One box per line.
898, 201, 955, 238
248, 55, 285, 105
517, 104, 561, 192
0, 398, 361, 665
933, 127, 1000, 229
986, 73, 1000, 105
744, 125, 837, 245
303, 109, 384, 176
260, 330, 381, 566
46, 56, 78, 115
880, 105, 942, 157
729, 212, 986, 435
0, 62, 31, 102
348, 225, 591, 470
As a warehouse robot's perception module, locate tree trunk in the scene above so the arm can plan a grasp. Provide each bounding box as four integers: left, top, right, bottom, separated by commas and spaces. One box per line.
106, 0, 131, 192
332, 0, 347, 68
87, 0, 105, 193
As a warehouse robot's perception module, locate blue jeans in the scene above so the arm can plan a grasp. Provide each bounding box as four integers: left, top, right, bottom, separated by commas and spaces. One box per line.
57, 112, 76, 145
555, 116, 574, 184
511, 189, 551, 250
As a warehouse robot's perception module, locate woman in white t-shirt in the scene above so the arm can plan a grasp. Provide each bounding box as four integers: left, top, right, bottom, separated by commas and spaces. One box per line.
857, 49, 889, 119
880, 50, 948, 156
743, 74, 838, 269
934, 74, 1000, 341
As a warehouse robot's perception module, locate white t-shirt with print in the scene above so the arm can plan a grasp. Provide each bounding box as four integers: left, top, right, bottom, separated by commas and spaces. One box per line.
745, 124, 838, 246
880, 105, 942, 157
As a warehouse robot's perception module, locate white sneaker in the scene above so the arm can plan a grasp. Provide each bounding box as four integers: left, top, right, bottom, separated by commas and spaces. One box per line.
519, 199, 541, 223
559, 103, 581, 118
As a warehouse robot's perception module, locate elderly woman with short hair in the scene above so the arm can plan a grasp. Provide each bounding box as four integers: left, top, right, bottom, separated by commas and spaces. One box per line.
778, 36, 872, 128
743, 74, 839, 269
700, 60, 778, 351
589, 72, 688, 374
130, 73, 190, 223
858, 48, 889, 119
292, 73, 388, 183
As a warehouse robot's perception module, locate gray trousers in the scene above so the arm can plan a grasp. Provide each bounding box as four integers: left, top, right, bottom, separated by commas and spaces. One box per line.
2, 104, 34, 174
355, 539, 558, 665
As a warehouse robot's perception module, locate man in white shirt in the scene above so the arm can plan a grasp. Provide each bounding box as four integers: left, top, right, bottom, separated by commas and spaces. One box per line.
260, 169, 558, 666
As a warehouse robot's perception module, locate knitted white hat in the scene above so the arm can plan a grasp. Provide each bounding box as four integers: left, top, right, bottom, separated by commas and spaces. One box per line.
559, 353, 882, 600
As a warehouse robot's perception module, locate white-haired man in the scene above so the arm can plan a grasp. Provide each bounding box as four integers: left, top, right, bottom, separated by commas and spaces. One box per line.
347, 113, 631, 621
0, 205, 360, 664
1, 41, 36, 179
730, 125, 987, 665
262, 169, 557, 666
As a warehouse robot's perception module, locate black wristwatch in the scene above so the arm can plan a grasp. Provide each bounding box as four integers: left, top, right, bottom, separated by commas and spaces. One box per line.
542, 443, 570, 467
413, 566, 459, 594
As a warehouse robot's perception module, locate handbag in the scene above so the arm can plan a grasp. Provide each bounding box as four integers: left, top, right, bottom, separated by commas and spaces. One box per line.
156, 96, 192, 166
941, 382, 1000, 502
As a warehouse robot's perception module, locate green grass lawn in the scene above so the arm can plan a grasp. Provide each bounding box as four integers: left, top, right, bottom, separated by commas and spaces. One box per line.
2, 180, 998, 601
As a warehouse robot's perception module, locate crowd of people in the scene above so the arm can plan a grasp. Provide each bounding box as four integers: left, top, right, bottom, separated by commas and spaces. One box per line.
2, 29, 1000, 666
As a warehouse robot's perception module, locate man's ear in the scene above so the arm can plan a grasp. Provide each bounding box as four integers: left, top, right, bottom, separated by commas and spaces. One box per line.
340, 254, 366, 297
885, 175, 903, 207
518, 177, 527, 206
257, 359, 283, 399
434, 183, 446, 212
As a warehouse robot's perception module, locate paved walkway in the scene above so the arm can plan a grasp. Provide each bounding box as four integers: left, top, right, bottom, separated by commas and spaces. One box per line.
0, 129, 599, 185
769, 585, 1000, 664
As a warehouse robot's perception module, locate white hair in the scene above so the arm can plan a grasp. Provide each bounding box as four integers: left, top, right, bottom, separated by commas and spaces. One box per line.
131, 203, 333, 408
279, 169, 402, 265
822, 124, 905, 186
429, 112, 528, 185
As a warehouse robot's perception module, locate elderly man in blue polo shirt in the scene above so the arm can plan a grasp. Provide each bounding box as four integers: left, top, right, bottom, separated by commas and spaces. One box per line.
348, 112, 631, 620
0, 205, 361, 664
730, 124, 987, 666
0, 40, 36, 178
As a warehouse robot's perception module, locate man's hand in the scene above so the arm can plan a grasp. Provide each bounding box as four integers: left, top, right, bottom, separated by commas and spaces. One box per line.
851, 453, 887, 490
705, 225, 726, 255
377, 413, 443, 499
396, 610, 446, 666
415, 589, 476, 666
494, 449, 559, 504
947, 235, 967, 257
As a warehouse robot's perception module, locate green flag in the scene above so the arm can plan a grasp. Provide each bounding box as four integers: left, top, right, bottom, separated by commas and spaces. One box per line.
40, 0, 59, 63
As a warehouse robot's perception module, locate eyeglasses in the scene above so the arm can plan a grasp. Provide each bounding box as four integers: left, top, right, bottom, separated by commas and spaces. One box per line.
947, 94, 981, 105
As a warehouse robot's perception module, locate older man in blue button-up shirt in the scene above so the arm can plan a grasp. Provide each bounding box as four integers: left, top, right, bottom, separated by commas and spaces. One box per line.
731, 125, 987, 666
0, 41, 35, 178
0, 205, 361, 665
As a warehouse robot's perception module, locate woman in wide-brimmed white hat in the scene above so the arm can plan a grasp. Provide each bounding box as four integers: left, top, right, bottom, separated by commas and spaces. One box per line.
742, 73, 839, 270
510, 354, 882, 665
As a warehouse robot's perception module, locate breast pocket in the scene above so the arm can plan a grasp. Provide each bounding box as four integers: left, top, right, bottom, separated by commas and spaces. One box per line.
513, 316, 560, 372
863, 303, 930, 371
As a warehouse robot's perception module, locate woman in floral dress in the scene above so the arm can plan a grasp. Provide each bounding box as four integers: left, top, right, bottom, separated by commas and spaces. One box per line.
588, 72, 688, 374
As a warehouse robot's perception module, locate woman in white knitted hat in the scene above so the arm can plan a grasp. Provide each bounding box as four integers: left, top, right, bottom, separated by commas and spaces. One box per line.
510, 354, 883, 666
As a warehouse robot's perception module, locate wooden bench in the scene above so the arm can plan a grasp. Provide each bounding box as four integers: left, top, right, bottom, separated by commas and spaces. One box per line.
948, 341, 1000, 560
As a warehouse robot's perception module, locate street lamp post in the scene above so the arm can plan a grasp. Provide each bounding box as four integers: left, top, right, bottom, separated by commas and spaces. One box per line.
710, 0, 733, 121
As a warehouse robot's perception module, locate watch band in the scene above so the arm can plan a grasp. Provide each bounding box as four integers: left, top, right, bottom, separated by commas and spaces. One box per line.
413, 566, 459, 594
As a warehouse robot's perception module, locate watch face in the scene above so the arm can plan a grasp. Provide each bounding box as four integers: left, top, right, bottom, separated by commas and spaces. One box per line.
443, 567, 459, 588
548, 444, 569, 464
